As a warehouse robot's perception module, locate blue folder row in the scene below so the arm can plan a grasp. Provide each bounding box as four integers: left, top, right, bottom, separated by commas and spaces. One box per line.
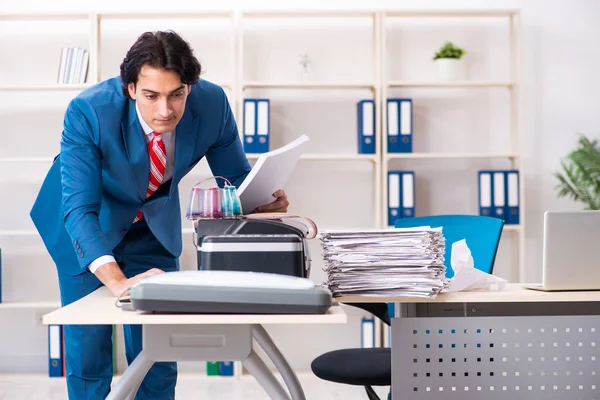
242, 97, 415, 156
478, 170, 520, 224
386, 98, 412, 153
357, 98, 413, 154
387, 171, 415, 226
243, 98, 270, 153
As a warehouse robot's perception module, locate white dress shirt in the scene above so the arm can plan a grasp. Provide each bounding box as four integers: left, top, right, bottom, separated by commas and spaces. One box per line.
87, 102, 176, 274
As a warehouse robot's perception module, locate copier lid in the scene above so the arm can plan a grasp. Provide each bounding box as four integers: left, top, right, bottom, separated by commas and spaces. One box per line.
132, 270, 315, 290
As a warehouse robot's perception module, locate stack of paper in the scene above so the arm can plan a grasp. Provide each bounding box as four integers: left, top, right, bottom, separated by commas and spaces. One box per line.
319, 227, 448, 298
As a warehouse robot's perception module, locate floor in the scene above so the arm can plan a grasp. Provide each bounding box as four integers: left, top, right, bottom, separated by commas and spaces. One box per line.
0, 372, 390, 400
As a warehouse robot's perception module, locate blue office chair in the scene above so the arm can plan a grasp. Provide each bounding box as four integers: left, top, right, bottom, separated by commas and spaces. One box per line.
394, 214, 504, 277
311, 214, 504, 400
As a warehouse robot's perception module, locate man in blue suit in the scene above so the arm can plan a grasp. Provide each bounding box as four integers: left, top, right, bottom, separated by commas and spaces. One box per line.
30, 30, 289, 399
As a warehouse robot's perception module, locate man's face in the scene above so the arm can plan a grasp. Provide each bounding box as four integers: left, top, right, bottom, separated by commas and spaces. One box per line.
128, 64, 190, 134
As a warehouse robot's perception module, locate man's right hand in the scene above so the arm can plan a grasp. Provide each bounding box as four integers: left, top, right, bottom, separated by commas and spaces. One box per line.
94, 261, 165, 297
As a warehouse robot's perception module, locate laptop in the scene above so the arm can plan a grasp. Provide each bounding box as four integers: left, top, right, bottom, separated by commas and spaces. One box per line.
524, 211, 600, 291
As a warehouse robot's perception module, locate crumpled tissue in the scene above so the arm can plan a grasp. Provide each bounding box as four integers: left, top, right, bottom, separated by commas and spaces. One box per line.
444, 239, 507, 292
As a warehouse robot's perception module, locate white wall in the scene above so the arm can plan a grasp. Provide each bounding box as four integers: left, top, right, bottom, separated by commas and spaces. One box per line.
1, 0, 599, 374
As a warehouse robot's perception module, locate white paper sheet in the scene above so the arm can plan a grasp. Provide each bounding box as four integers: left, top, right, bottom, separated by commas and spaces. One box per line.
237, 135, 310, 213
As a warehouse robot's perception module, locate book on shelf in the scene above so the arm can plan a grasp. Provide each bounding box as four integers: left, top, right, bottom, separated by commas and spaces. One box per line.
57, 47, 89, 85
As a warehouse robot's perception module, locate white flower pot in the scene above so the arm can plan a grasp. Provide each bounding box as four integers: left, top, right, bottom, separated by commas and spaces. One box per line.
435, 58, 464, 81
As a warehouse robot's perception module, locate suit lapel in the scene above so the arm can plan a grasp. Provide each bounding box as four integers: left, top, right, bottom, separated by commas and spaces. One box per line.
122, 99, 149, 201
169, 107, 199, 197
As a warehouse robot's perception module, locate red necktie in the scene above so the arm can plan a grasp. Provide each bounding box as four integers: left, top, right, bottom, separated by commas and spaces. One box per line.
133, 131, 167, 223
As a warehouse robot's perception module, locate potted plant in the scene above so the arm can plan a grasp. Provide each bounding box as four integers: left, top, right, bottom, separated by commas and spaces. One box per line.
433, 41, 467, 81
554, 135, 600, 210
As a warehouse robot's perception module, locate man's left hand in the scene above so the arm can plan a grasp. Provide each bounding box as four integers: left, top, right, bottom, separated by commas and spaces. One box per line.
253, 189, 289, 213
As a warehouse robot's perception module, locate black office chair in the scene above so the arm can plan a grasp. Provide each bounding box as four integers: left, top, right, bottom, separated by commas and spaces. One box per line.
311, 302, 391, 400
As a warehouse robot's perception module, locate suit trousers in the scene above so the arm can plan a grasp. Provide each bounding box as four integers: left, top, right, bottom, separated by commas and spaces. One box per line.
57, 218, 179, 400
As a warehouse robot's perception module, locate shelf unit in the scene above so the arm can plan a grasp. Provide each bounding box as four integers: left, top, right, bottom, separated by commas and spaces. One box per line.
0, 8, 524, 376
236, 10, 383, 231
388, 80, 516, 88
0, 301, 60, 310
379, 9, 525, 280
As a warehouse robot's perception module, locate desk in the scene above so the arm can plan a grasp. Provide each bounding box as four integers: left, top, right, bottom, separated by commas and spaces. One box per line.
338, 283, 600, 400
43, 286, 346, 400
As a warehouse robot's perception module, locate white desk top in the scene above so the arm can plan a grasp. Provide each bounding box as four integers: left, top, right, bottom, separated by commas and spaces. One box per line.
336, 283, 600, 303
43, 286, 347, 326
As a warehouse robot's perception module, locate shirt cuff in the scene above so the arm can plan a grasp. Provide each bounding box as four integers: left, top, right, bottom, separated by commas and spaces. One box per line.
88, 255, 116, 274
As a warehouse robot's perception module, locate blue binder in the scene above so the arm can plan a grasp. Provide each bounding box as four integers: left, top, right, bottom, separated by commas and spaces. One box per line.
505, 170, 520, 224
243, 99, 256, 153
48, 325, 63, 377
388, 171, 401, 226
243, 99, 270, 153
478, 171, 492, 217
387, 98, 412, 153
388, 171, 416, 225
400, 171, 415, 218
357, 99, 375, 154
361, 317, 375, 348
492, 171, 506, 220
255, 99, 270, 153
219, 361, 234, 376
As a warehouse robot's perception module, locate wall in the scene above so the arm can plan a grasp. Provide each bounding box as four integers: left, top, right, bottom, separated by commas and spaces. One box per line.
1, 0, 599, 374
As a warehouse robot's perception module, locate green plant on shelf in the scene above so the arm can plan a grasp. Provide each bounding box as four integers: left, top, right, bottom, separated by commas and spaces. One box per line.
433, 41, 467, 60
554, 135, 600, 210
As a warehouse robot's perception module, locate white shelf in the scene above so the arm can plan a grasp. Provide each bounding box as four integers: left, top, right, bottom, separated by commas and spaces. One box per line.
504, 225, 521, 232
0, 84, 91, 91
242, 81, 375, 90
99, 12, 233, 19
0, 230, 38, 236
0, 301, 60, 309
383, 9, 519, 18
386, 152, 519, 160
242, 10, 376, 19
246, 153, 378, 162
0, 13, 89, 20
387, 80, 515, 88
0, 157, 54, 163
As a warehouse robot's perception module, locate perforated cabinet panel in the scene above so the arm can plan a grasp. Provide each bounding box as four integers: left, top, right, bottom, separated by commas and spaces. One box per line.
391, 316, 600, 399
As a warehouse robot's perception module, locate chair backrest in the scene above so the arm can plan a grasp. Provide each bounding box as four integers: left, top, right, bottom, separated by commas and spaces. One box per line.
394, 214, 504, 278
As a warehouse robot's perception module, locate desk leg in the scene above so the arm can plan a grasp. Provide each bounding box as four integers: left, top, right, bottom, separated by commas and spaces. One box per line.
123, 382, 141, 400
106, 350, 153, 400
253, 324, 306, 400
243, 349, 291, 400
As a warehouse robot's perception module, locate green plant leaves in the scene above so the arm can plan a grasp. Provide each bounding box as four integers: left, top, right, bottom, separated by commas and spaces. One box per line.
433, 41, 467, 60
554, 135, 600, 210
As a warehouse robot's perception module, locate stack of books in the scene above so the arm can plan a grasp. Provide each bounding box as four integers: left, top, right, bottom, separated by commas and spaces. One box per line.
319, 227, 447, 298
57, 47, 89, 84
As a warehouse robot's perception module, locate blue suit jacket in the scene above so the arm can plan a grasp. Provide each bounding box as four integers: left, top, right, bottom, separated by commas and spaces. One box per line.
30, 77, 251, 277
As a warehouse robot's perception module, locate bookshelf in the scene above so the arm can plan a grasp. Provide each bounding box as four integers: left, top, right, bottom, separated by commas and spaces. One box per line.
0, 8, 524, 376
380, 8, 525, 283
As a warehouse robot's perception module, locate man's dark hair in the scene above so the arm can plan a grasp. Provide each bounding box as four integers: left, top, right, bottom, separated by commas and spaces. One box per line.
120, 30, 202, 96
